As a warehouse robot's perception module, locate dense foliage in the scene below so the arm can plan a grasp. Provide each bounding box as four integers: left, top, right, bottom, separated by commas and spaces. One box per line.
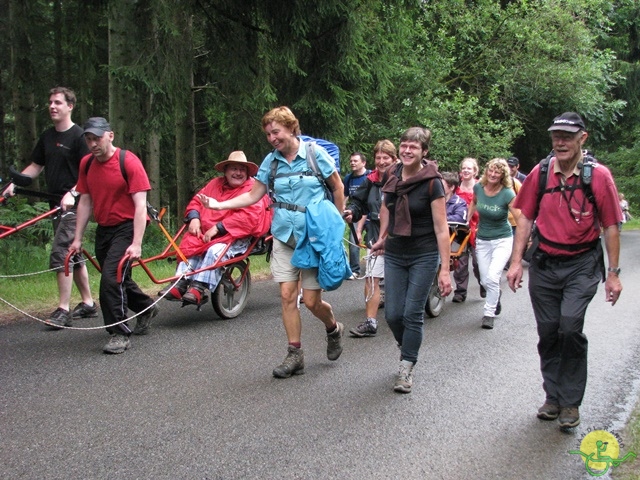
1, 0, 639, 223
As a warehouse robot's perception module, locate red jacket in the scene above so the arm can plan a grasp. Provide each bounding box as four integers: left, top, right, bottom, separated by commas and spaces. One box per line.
179, 177, 272, 257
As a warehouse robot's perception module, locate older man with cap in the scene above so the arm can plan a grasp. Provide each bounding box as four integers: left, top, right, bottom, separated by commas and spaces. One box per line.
507, 156, 527, 183
507, 112, 623, 429
161, 151, 273, 307
69, 117, 158, 354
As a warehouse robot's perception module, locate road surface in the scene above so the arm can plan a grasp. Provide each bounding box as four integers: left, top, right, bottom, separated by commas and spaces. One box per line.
1, 231, 639, 479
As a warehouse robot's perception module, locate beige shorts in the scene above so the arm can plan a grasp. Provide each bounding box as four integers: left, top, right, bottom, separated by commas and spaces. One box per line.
364, 250, 385, 278
271, 238, 321, 290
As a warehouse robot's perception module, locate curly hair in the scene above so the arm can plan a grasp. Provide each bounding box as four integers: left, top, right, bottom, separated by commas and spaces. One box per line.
479, 158, 513, 189
261, 106, 301, 136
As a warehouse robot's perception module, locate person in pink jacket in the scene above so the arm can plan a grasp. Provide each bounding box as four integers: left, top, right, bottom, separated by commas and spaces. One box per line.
162, 151, 272, 306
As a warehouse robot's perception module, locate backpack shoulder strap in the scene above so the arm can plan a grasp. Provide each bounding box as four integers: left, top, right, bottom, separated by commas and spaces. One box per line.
305, 141, 332, 200
119, 149, 129, 186
84, 149, 129, 187
85, 155, 95, 177
534, 154, 553, 219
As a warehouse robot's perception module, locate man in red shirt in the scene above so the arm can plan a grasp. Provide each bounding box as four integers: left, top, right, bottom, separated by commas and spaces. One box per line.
70, 117, 158, 354
507, 112, 623, 429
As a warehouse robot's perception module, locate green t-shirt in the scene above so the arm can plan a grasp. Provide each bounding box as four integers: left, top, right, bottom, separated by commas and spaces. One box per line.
473, 182, 515, 240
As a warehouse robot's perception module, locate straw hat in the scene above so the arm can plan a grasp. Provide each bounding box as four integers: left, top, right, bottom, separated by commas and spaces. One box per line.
214, 151, 259, 177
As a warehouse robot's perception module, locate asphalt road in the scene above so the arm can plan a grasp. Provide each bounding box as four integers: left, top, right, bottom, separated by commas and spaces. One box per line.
1, 231, 639, 480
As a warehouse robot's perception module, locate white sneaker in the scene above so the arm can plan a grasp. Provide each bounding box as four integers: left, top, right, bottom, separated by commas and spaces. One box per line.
394, 360, 414, 393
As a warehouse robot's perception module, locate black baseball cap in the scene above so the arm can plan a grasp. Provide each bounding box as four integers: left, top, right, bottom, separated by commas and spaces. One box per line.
83, 117, 112, 136
547, 112, 586, 133
507, 156, 519, 166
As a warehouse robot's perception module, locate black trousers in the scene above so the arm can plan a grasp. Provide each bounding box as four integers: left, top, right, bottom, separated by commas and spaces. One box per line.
528, 247, 601, 407
95, 221, 154, 335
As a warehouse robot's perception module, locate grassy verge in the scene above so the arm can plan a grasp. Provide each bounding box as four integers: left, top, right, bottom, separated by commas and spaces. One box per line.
0, 239, 273, 324
614, 403, 640, 479
613, 219, 640, 478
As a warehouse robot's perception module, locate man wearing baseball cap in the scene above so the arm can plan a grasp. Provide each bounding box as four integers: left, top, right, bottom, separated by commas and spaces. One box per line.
69, 117, 158, 354
507, 156, 526, 183
507, 112, 623, 429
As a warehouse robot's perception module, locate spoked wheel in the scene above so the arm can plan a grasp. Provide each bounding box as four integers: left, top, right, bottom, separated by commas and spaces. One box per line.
212, 261, 251, 319
425, 271, 445, 318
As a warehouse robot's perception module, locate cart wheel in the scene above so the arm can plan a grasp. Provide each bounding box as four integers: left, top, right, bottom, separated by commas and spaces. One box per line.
212, 261, 251, 319
425, 274, 445, 318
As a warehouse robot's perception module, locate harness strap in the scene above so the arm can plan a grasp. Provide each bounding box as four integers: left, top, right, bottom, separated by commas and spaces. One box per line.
537, 230, 600, 252
269, 202, 307, 213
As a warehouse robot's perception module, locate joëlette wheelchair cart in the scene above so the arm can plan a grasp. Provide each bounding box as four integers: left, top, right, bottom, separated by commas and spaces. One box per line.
106, 204, 272, 320
425, 221, 471, 318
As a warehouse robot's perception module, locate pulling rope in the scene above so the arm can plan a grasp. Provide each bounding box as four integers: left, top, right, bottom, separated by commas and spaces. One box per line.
0, 275, 187, 331
0, 258, 89, 279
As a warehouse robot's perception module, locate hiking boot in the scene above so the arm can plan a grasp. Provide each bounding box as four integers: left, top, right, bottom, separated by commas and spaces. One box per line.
46, 308, 72, 330
103, 333, 131, 354
326, 322, 344, 360
495, 290, 502, 315
272, 346, 305, 378
537, 403, 560, 421
480, 285, 487, 298
481, 316, 494, 329
452, 293, 466, 303
558, 407, 580, 428
133, 305, 159, 335
159, 278, 189, 301
72, 302, 98, 319
182, 281, 209, 307
394, 360, 415, 393
349, 319, 377, 337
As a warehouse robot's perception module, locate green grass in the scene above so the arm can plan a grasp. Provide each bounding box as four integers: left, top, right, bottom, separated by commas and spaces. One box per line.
614, 404, 640, 479
0, 221, 273, 323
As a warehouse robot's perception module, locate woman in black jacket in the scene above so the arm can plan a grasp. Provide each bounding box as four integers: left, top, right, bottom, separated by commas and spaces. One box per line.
344, 139, 397, 337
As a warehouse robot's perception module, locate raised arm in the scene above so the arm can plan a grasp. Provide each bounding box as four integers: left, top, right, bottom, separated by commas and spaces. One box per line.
199, 180, 268, 211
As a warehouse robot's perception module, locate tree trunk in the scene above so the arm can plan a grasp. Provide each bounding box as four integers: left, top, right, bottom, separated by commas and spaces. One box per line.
173, 11, 195, 218
107, 0, 147, 154
9, 0, 37, 177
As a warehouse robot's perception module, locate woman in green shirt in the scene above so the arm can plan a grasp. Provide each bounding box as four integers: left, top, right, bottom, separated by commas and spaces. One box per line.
468, 158, 519, 329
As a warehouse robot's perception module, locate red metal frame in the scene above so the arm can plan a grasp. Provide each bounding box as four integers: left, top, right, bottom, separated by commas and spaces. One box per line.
62, 219, 271, 290
116, 232, 270, 285
0, 206, 60, 240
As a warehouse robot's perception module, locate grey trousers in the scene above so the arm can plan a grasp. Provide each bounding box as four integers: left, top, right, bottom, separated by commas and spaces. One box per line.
528, 247, 602, 407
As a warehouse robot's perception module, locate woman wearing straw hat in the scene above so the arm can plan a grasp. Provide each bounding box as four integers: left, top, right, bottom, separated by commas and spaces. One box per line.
162, 151, 272, 306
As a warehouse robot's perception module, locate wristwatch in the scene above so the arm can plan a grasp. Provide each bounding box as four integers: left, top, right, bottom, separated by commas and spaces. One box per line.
607, 267, 621, 275
70, 188, 79, 198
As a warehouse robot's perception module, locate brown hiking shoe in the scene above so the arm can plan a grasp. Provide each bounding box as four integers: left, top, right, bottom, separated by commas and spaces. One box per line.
558, 407, 580, 428
326, 322, 344, 360
272, 346, 305, 378
537, 403, 560, 420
